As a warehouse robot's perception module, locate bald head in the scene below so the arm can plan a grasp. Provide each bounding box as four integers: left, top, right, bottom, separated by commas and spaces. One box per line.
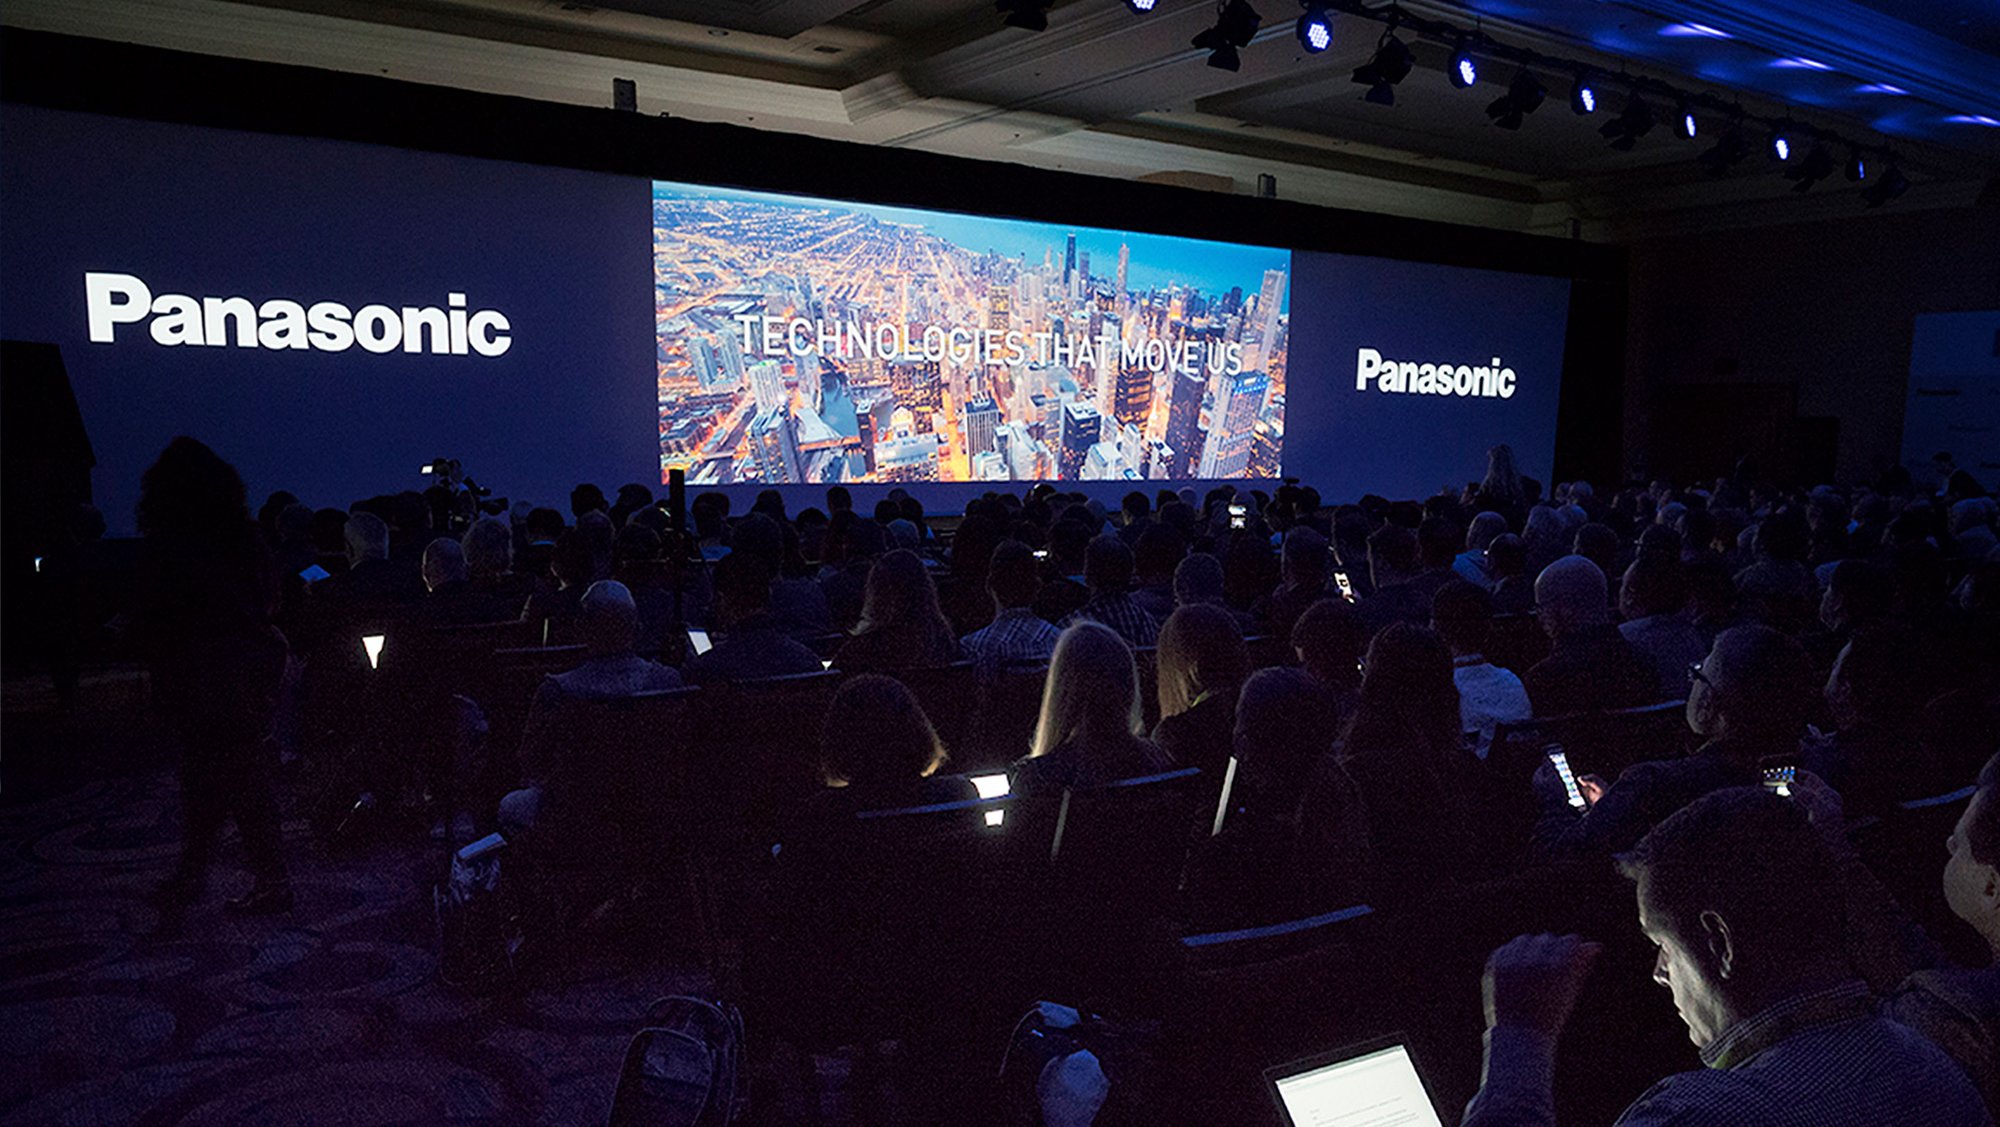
578, 580, 640, 657
1535, 555, 1609, 635
422, 537, 468, 592
1467, 511, 1508, 551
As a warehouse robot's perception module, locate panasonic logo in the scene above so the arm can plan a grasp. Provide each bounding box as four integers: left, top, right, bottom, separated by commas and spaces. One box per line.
1355, 347, 1515, 399
83, 272, 512, 356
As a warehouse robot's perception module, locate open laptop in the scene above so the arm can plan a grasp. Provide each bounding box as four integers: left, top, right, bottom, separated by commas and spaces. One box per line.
1265, 1035, 1443, 1127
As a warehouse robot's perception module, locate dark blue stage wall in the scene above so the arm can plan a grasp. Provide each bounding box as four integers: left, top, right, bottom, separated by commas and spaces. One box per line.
0, 104, 1569, 534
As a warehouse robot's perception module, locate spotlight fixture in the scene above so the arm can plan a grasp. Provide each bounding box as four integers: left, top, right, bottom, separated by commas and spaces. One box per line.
1696, 126, 1751, 174
1784, 142, 1837, 192
995, 0, 1053, 31
1860, 163, 1908, 207
1844, 150, 1867, 182
1598, 92, 1657, 151
1352, 30, 1415, 105
1485, 67, 1547, 130
1768, 124, 1794, 162
1675, 102, 1698, 140
1295, 5, 1333, 54
1192, 0, 1262, 72
1449, 41, 1479, 88
1570, 73, 1597, 115
1123, 0, 1160, 11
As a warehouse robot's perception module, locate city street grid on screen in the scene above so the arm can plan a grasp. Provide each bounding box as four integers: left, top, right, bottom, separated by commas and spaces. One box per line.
653, 180, 1291, 485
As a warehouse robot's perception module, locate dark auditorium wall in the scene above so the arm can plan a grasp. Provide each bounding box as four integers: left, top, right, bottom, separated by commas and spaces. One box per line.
1623, 203, 2000, 487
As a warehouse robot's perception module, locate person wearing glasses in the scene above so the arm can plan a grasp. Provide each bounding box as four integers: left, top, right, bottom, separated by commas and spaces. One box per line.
1537, 624, 1813, 858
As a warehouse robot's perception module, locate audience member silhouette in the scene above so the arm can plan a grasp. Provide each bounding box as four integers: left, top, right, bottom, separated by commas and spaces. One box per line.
959, 539, 1062, 667
1544, 624, 1811, 856
1014, 622, 1170, 793
1467, 788, 1987, 1126
1151, 604, 1250, 779
1337, 622, 1474, 903
832, 549, 962, 672
685, 551, 824, 685
138, 437, 293, 919
1187, 668, 1369, 930
501, 581, 683, 840
1524, 555, 1657, 716
1431, 580, 1531, 759
810, 674, 974, 820
1252, 527, 1333, 639
1618, 551, 1707, 701
1062, 534, 1162, 648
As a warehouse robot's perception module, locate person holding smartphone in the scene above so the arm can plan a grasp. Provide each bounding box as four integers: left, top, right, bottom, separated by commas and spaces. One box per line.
1465, 789, 1988, 1127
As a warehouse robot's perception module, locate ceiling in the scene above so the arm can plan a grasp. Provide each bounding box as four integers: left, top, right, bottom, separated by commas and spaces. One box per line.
5, 0, 1997, 239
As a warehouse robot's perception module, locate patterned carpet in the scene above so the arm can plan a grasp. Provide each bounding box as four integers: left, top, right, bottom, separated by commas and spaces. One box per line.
0, 670, 746, 1127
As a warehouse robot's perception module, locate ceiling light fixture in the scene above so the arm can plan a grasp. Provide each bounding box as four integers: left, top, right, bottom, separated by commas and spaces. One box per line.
1675, 101, 1698, 139
1784, 142, 1836, 192
1295, 5, 1334, 54
1450, 40, 1479, 88
1193, 0, 1263, 72
1598, 92, 1656, 150
1122, 0, 1160, 12
995, 0, 1053, 31
1570, 73, 1597, 115
1485, 67, 1546, 130
1696, 125, 1751, 174
1860, 164, 1908, 207
1352, 28, 1415, 105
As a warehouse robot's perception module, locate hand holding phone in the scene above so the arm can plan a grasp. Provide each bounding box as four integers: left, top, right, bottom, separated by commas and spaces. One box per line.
1759, 757, 1797, 798
1334, 570, 1355, 602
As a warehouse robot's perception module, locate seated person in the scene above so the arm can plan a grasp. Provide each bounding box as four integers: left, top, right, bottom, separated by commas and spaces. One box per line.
1486, 533, 1535, 616
1465, 788, 1987, 1126
831, 549, 963, 672
684, 551, 824, 685
1337, 623, 1476, 903
1889, 753, 2000, 1120
1541, 624, 1811, 857
1454, 511, 1509, 589
1358, 522, 1428, 636
1806, 626, 1937, 817
1151, 604, 1251, 778
1432, 580, 1531, 759
1250, 527, 1333, 640
1292, 596, 1367, 715
410, 537, 518, 627
1129, 524, 1186, 624
960, 539, 1062, 667
1618, 552, 1707, 702
1013, 622, 1172, 793
1185, 668, 1369, 931
498, 581, 684, 840
461, 516, 533, 606
1061, 535, 1162, 649
1172, 551, 1258, 633
807, 674, 977, 821
519, 529, 597, 635
1523, 556, 1657, 716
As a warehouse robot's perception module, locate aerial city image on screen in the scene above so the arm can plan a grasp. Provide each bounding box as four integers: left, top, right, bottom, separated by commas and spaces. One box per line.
653, 180, 1290, 485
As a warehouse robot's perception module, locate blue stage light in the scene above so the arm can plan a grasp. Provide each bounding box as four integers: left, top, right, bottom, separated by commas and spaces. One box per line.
1296, 7, 1333, 54
1771, 132, 1791, 161
1677, 105, 1698, 139
1451, 45, 1478, 88
1571, 76, 1596, 115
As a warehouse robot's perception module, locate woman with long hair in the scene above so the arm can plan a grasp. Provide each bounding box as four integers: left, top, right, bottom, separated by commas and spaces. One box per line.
1015, 622, 1169, 792
1336, 623, 1473, 903
1151, 604, 1250, 778
831, 548, 961, 672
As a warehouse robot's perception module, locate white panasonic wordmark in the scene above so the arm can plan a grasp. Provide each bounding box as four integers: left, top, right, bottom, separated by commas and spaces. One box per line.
83, 273, 512, 357
1354, 346, 1515, 399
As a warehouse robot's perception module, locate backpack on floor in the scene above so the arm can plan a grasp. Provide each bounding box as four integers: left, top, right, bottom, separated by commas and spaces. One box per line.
433, 831, 522, 989
608, 995, 746, 1127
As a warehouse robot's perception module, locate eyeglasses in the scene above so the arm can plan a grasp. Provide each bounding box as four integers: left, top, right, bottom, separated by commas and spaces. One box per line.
1687, 660, 1709, 688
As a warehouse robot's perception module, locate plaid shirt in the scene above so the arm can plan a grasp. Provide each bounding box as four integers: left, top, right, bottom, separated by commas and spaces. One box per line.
1061, 591, 1161, 649
1464, 980, 1990, 1127
961, 607, 1062, 667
